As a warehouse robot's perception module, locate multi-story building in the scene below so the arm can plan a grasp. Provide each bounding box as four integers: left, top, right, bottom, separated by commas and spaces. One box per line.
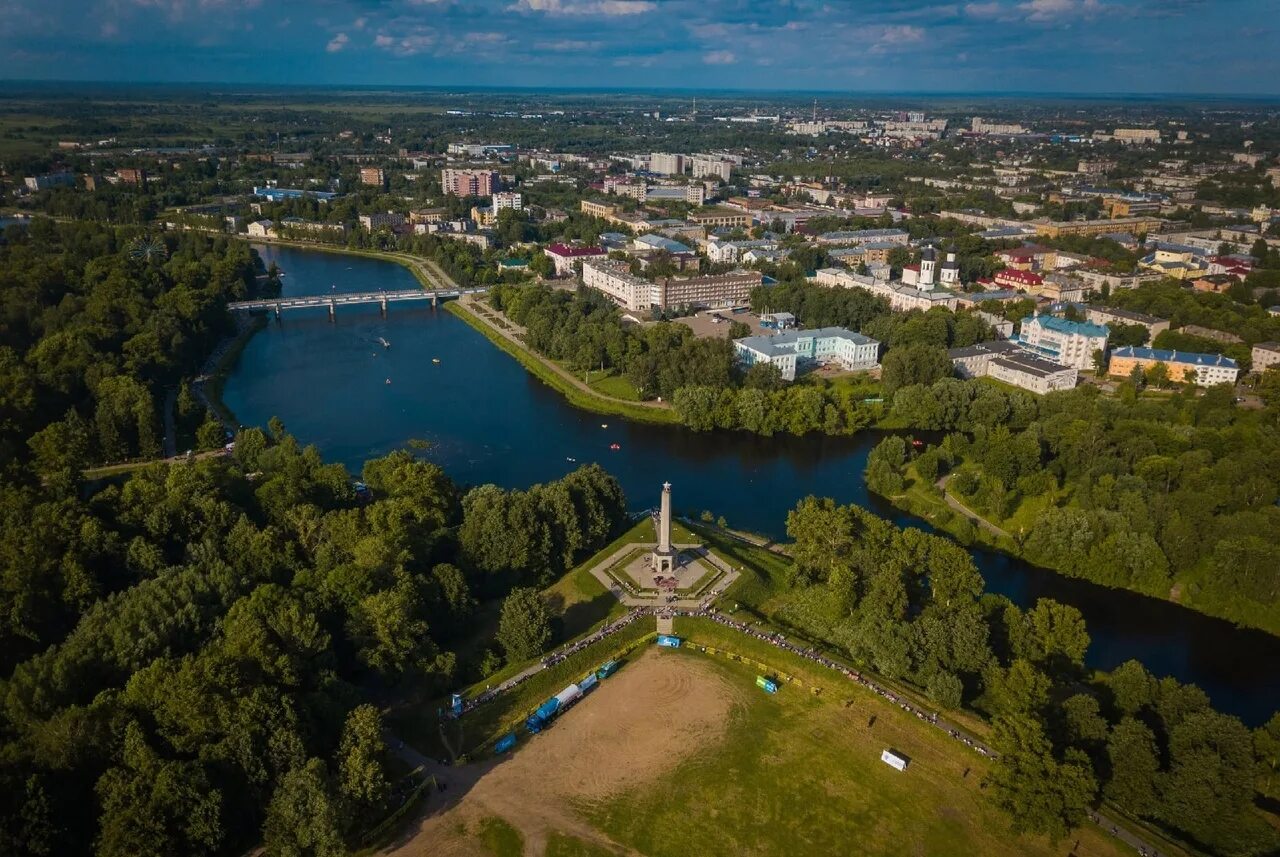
656, 270, 762, 310
545, 243, 608, 277
582, 259, 654, 310
358, 211, 406, 231
409, 208, 447, 225
1108, 347, 1239, 386
687, 207, 752, 231
1107, 128, 1162, 144
816, 228, 910, 247
246, 220, 276, 238
988, 352, 1079, 394
1017, 315, 1109, 370
1034, 217, 1163, 239
690, 156, 733, 182
1252, 342, 1280, 373
948, 340, 1023, 378
360, 167, 386, 188
994, 268, 1044, 291
1084, 306, 1170, 339
493, 192, 523, 212
1078, 159, 1118, 176
252, 186, 339, 203
650, 153, 686, 176
1179, 324, 1243, 345
24, 172, 76, 191
277, 217, 348, 239
707, 239, 779, 264
971, 117, 1028, 135
440, 168, 500, 197
734, 327, 880, 382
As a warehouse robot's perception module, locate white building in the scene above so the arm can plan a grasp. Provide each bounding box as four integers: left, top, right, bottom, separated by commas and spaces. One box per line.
987, 352, 1079, 394
650, 153, 686, 176
493, 192, 523, 212
734, 327, 880, 382
582, 259, 655, 311
1017, 315, 1109, 371
948, 340, 1023, 378
690, 155, 733, 182
1251, 342, 1280, 374
708, 239, 778, 264
246, 219, 275, 238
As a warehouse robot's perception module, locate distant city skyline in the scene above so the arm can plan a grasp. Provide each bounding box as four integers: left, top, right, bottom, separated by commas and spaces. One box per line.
0, 0, 1276, 95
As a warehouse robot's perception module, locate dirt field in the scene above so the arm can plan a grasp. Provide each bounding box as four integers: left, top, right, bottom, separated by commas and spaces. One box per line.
380, 649, 739, 857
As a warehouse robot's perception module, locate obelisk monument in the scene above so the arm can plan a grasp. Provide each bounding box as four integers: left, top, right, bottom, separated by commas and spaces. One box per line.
653, 481, 675, 574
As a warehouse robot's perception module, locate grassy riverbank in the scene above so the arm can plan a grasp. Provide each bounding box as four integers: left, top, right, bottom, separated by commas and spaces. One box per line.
446, 300, 683, 426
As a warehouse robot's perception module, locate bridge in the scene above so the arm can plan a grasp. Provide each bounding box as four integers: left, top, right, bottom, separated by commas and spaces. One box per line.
227, 287, 486, 318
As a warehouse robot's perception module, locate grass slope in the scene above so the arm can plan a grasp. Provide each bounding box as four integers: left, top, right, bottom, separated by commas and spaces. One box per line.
585, 637, 1130, 857
446, 301, 681, 426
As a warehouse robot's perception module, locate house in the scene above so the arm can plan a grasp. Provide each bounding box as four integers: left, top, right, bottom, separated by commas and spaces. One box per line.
1108, 346, 1239, 386
1017, 315, 1109, 370
545, 243, 608, 277
734, 327, 880, 381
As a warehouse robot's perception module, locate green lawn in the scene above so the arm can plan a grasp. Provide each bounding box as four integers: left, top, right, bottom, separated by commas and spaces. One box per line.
583, 640, 1132, 857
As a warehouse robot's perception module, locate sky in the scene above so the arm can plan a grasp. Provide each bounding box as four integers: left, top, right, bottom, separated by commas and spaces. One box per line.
0, 0, 1276, 95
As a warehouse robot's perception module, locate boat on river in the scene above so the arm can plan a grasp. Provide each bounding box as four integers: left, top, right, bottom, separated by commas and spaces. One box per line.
377, 337, 390, 349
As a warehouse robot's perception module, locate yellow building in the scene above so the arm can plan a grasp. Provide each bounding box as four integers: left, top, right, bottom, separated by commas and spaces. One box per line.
1034, 217, 1163, 239
687, 207, 752, 230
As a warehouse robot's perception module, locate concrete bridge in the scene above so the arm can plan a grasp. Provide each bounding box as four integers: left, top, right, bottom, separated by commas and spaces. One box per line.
227, 287, 486, 319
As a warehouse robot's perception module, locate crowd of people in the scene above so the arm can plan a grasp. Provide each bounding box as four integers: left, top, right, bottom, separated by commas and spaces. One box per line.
445, 607, 648, 719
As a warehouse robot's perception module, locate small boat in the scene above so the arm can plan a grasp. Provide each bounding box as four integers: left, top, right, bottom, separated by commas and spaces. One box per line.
609, 443, 621, 451
377, 337, 390, 349
566, 457, 576, 463
911, 439, 925, 448
601, 423, 608, 429
432, 358, 441, 364
385, 378, 392, 385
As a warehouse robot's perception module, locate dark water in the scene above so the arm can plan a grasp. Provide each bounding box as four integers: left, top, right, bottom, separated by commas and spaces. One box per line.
223, 245, 1280, 726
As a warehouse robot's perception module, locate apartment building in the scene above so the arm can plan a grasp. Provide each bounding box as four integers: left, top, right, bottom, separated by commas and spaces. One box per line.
1084, 306, 1170, 339
687, 207, 752, 230
360, 167, 386, 188
1252, 342, 1280, 373
650, 153, 686, 175
1108, 347, 1239, 386
440, 168, 500, 197
1034, 217, 1163, 239
948, 340, 1023, 378
582, 259, 654, 310
545, 243, 608, 277
690, 155, 733, 182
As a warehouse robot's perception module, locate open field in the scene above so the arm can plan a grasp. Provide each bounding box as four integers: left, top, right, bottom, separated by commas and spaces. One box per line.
379, 645, 1133, 857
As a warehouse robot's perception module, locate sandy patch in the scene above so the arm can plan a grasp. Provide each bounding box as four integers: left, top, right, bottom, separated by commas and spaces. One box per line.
382, 649, 738, 857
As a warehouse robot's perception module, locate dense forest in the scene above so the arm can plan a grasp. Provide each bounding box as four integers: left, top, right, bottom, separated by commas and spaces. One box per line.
0, 432, 629, 856
780, 497, 1280, 856
864, 375, 1280, 633
0, 219, 265, 472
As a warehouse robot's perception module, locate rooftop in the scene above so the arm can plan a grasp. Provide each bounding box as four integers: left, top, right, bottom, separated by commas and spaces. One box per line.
992, 351, 1074, 379
736, 326, 879, 358
1023, 314, 1110, 338
1111, 346, 1238, 368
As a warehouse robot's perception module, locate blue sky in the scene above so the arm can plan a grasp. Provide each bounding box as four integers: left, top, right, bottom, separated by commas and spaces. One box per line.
0, 0, 1276, 94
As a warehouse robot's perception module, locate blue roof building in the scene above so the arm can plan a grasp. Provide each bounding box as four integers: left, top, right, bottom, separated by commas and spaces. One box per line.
1017, 314, 1110, 370
1109, 346, 1239, 386
252, 186, 339, 203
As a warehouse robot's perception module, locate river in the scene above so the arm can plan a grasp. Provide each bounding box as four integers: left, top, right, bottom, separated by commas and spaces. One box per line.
222, 244, 1280, 726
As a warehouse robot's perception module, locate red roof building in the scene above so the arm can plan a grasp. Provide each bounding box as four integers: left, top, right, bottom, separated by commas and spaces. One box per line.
544, 243, 608, 277
993, 268, 1044, 289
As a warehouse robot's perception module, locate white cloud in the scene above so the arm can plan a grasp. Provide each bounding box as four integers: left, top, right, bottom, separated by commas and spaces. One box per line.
353, 16, 366, 29
535, 38, 604, 51
703, 50, 737, 64
326, 31, 349, 52
1018, 0, 1103, 21
511, 0, 655, 16
964, 1, 1004, 16
373, 28, 437, 56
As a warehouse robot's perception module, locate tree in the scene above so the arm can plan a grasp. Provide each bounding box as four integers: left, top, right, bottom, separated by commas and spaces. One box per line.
1145, 361, 1169, 389
1104, 717, 1160, 815
1092, 348, 1107, 376
337, 706, 391, 813
880, 344, 952, 396
497, 586, 552, 661
263, 759, 345, 857
986, 715, 1097, 842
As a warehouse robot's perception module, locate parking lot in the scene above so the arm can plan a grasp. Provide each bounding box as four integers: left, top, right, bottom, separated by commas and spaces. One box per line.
675, 310, 772, 340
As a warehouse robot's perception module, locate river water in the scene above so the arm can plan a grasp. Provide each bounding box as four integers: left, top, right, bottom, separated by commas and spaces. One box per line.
222, 244, 1280, 725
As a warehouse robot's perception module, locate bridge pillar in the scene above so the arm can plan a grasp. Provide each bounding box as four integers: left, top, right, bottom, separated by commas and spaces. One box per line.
380, 296, 388, 316
328, 298, 336, 322
431, 293, 438, 308
274, 303, 281, 321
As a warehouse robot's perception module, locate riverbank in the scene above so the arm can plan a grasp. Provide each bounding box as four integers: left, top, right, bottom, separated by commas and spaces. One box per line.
877, 463, 1280, 638
447, 297, 683, 426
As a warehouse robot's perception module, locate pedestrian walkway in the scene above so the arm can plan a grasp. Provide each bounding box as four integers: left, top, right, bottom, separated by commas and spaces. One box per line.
584, 542, 740, 610
656, 614, 673, 634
